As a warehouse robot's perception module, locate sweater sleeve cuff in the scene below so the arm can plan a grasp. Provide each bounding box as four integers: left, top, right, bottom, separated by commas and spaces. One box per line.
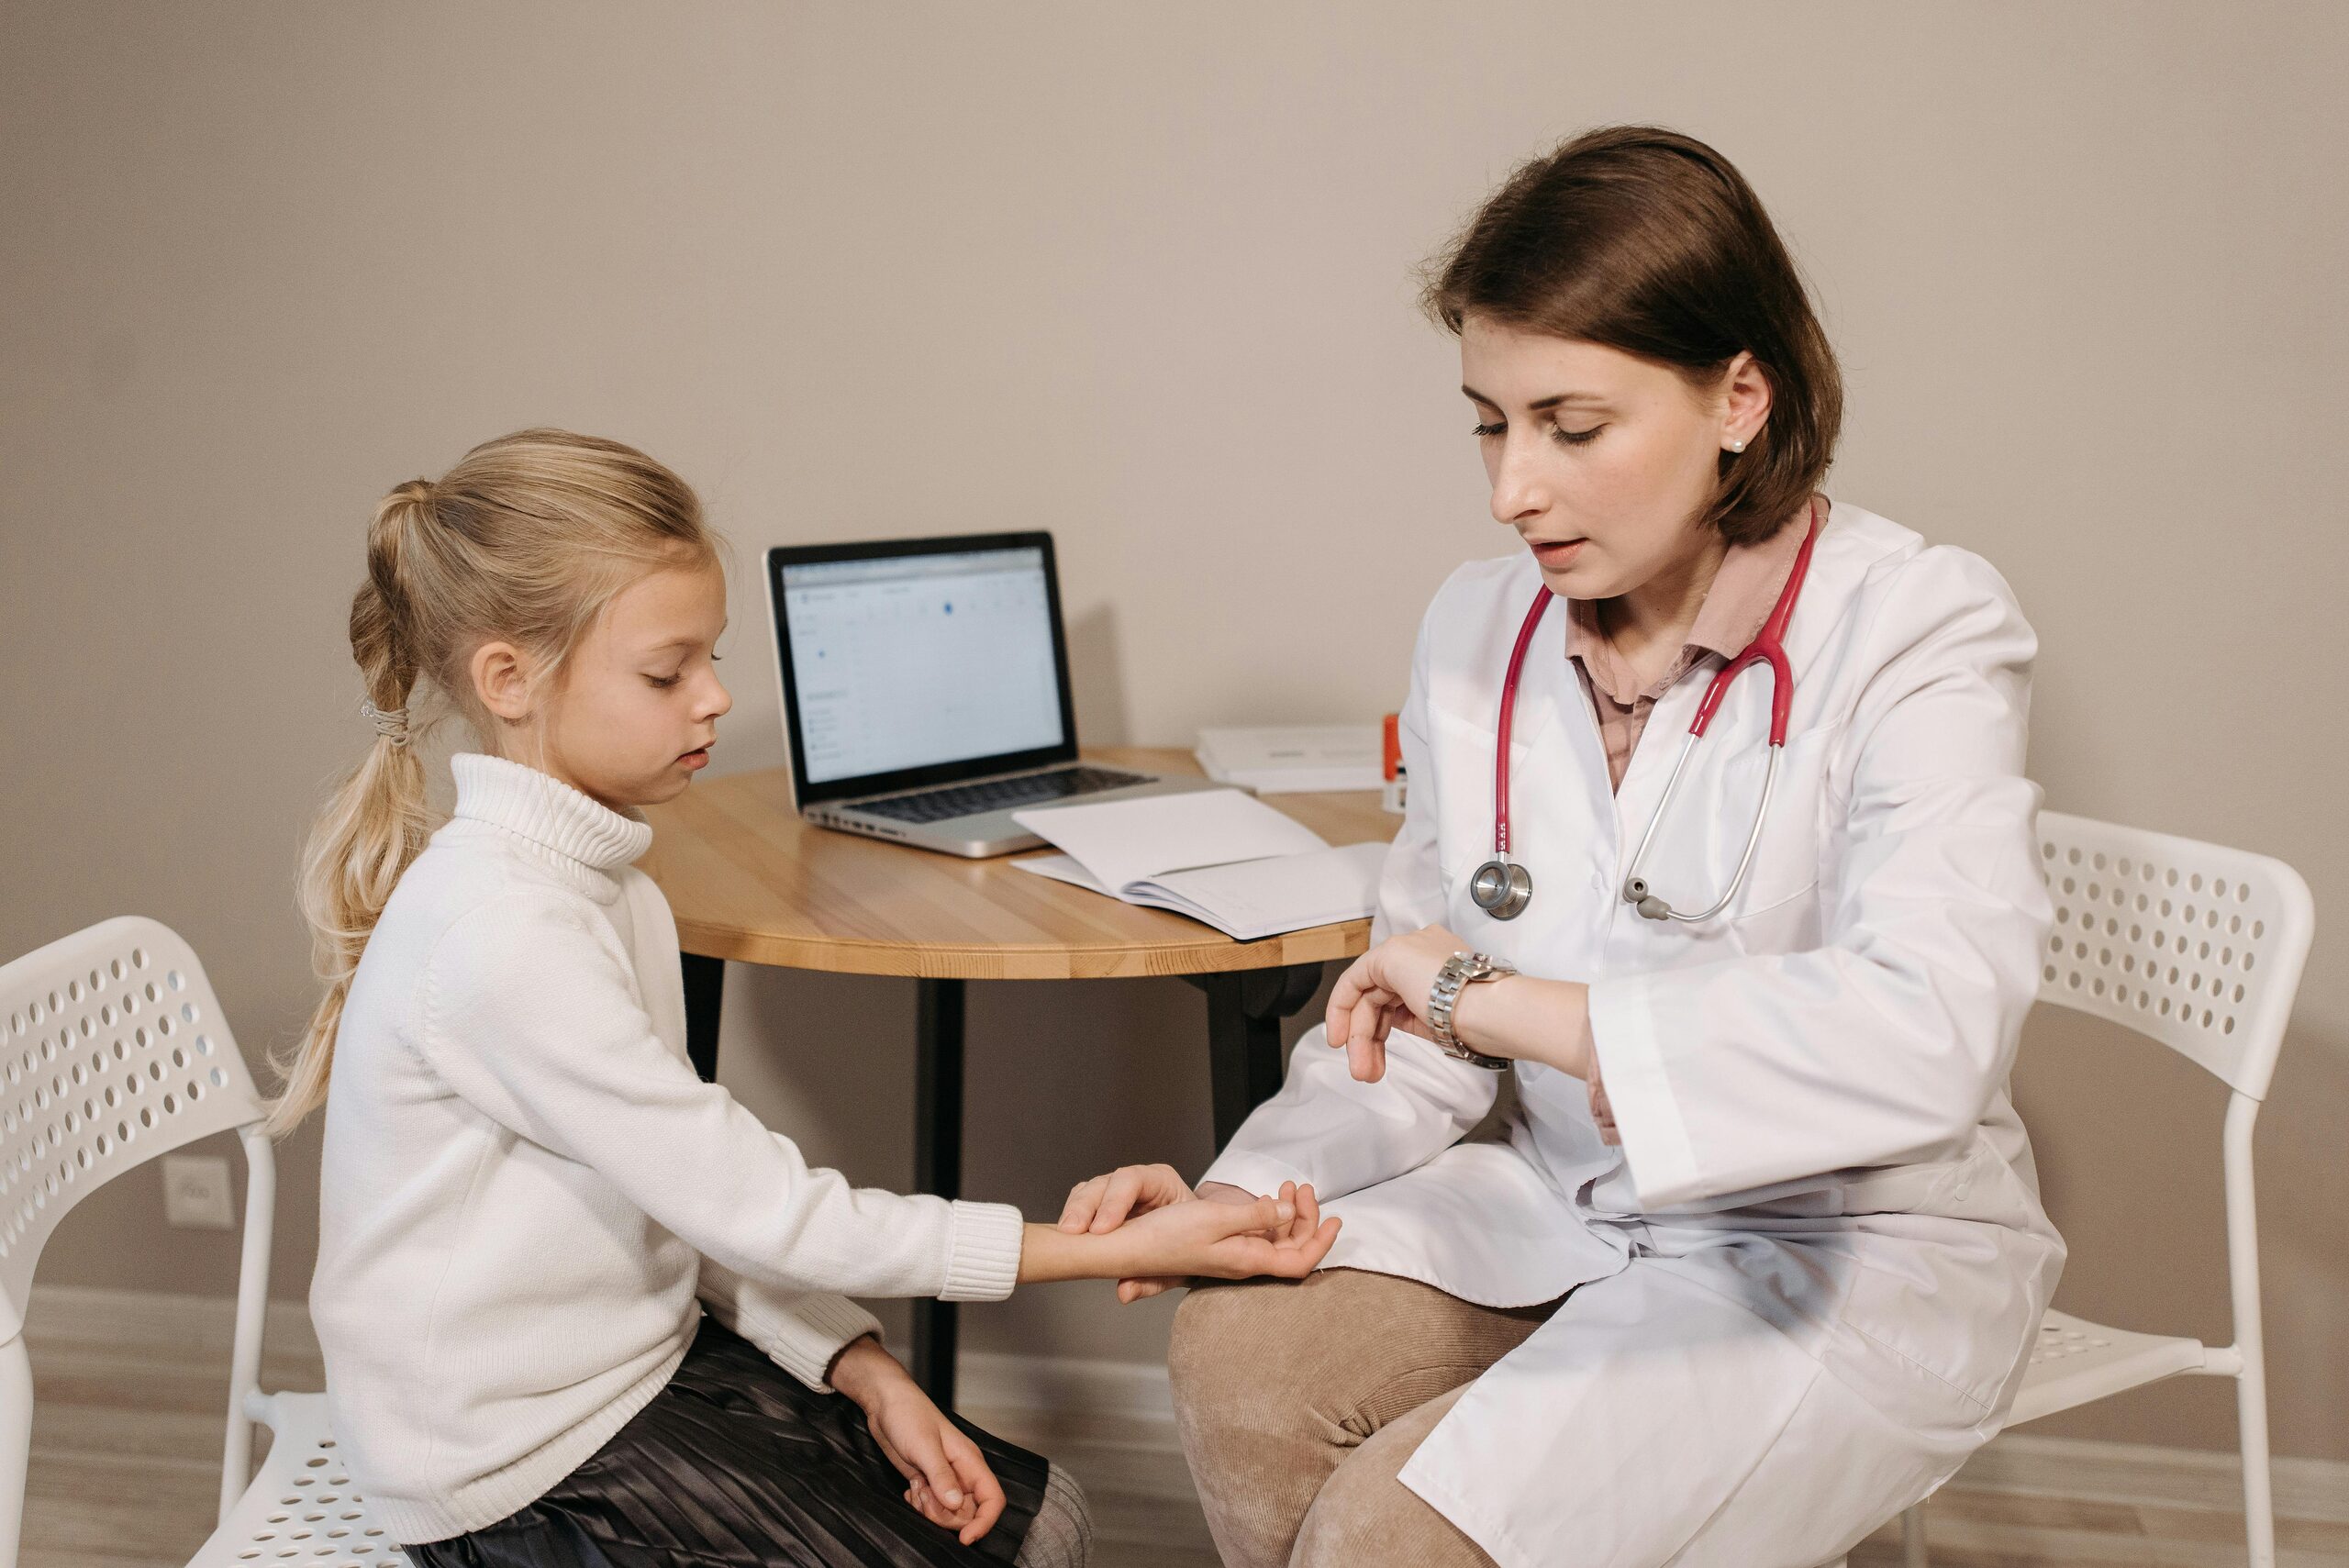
709, 1288, 885, 1394
1585, 975, 1701, 1208
940, 1199, 1023, 1302
766, 1293, 887, 1393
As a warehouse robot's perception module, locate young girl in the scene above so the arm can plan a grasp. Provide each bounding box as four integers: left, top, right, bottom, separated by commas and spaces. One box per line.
281, 429, 1340, 1568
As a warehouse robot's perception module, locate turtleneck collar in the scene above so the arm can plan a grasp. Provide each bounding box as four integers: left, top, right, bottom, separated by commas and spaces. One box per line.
450, 752, 652, 902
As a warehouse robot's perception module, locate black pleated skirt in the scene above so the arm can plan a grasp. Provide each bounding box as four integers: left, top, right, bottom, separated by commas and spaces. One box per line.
404, 1319, 1049, 1568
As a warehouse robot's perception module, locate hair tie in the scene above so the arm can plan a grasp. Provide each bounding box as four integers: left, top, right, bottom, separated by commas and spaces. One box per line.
361, 697, 412, 748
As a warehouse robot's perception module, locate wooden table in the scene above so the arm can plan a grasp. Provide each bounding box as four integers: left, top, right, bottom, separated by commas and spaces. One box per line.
638, 746, 1400, 1404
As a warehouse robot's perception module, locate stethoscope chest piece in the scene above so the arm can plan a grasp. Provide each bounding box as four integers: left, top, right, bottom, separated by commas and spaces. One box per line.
1470, 858, 1532, 920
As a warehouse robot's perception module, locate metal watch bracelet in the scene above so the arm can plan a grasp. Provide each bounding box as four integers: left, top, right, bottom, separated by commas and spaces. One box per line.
1427, 951, 1515, 1070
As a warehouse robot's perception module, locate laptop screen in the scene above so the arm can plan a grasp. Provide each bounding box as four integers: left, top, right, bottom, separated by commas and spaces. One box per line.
769, 535, 1077, 801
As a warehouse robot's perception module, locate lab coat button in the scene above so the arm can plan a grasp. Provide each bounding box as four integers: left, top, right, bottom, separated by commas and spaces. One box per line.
1591, 873, 1608, 893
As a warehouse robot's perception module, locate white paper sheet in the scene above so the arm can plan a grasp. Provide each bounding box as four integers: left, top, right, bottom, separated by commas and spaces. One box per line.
1011, 788, 1328, 894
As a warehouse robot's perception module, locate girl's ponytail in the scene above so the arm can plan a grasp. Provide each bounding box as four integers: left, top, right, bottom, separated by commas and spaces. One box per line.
268, 484, 440, 1138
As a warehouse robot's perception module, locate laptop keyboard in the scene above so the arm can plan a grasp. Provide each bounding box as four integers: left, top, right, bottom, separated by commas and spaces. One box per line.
850, 765, 1153, 826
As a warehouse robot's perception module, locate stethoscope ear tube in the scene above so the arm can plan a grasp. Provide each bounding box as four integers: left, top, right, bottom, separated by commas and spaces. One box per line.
1620, 738, 1781, 921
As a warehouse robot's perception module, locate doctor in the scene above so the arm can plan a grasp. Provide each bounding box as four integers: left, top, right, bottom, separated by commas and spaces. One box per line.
1061, 126, 2065, 1568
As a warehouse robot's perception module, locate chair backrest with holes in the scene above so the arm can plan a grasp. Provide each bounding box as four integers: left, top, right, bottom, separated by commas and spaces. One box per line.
0, 917, 267, 1339
2034, 811, 2314, 1099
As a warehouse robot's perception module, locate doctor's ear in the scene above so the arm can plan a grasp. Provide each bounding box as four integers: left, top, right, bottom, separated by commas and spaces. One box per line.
469, 639, 541, 724
1716, 350, 1775, 453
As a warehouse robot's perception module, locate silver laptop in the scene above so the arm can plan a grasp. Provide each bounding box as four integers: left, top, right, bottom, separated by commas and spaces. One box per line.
766, 531, 1219, 857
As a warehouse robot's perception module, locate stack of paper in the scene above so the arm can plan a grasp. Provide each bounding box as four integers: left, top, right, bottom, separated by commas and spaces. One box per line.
1195, 725, 1384, 794
1012, 788, 1387, 940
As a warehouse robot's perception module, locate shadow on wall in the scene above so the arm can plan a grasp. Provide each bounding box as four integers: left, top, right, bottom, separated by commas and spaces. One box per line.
1064, 600, 1130, 748
2012, 1006, 2349, 1459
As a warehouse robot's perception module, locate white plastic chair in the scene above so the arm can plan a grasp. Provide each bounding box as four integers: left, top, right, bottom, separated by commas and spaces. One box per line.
1896, 811, 2314, 1568
0, 917, 412, 1568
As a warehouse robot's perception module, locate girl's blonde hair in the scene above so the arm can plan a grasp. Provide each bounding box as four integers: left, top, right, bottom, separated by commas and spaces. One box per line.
271, 428, 720, 1138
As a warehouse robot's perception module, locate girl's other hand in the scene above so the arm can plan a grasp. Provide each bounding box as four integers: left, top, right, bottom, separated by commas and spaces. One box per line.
830, 1337, 1006, 1545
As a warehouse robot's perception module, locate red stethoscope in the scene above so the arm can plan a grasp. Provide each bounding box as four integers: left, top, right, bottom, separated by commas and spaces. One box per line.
1470, 500, 1824, 923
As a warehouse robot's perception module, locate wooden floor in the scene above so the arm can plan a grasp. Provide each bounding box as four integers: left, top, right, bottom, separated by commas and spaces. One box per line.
17, 1304, 2343, 1568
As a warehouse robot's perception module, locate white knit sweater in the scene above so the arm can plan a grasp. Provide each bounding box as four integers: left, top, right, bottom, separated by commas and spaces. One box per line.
311, 752, 1025, 1544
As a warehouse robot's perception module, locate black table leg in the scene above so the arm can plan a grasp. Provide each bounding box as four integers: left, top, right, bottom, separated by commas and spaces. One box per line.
912, 978, 965, 1406
682, 952, 725, 1083
1189, 963, 1325, 1151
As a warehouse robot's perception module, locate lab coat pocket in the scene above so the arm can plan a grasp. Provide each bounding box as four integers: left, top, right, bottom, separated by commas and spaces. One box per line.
1427, 704, 1579, 918
1624, 719, 1840, 937
1718, 718, 1840, 922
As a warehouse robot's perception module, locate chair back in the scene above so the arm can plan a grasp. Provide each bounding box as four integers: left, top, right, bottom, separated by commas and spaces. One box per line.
0, 917, 269, 1339
2034, 811, 2314, 1100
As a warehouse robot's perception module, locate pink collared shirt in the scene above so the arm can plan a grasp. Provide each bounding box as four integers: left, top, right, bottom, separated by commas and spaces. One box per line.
1564, 515, 1809, 794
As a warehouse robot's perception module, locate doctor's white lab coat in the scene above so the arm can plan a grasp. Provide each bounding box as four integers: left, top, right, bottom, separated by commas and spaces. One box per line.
1199, 501, 2065, 1568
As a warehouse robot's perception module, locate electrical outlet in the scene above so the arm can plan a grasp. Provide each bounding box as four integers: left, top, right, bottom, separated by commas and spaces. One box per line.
162, 1154, 236, 1229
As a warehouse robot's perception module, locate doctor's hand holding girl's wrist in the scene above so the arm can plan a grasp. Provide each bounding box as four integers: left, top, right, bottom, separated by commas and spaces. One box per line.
1327, 925, 1601, 1095
1019, 1176, 1338, 1300
1052, 1166, 1332, 1303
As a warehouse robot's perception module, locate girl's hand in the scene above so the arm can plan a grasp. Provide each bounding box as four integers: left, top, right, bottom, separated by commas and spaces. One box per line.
1110, 1180, 1338, 1286
829, 1337, 1006, 1545
1325, 925, 1470, 1082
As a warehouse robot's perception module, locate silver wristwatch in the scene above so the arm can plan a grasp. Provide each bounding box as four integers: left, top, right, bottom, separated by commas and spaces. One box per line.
1427, 951, 1516, 1070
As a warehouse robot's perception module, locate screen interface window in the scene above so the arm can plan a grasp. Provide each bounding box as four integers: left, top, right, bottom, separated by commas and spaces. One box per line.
782, 547, 1066, 785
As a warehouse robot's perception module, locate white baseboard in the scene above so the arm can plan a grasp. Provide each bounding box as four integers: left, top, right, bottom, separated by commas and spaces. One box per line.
28, 1284, 2346, 1524
1954, 1429, 2349, 1523
957, 1349, 1177, 1425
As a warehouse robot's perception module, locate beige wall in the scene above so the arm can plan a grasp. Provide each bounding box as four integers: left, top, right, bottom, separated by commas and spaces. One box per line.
5, 1, 2344, 1461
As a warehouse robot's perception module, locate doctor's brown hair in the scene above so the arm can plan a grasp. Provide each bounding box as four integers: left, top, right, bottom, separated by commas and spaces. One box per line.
272, 429, 720, 1139
1424, 125, 1842, 547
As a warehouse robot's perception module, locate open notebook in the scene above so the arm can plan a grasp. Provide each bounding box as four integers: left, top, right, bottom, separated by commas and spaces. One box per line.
1011, 788, 1388, 940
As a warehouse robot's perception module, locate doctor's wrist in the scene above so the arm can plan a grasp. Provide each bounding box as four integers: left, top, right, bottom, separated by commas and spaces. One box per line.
1450, 975, 1594, 1078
